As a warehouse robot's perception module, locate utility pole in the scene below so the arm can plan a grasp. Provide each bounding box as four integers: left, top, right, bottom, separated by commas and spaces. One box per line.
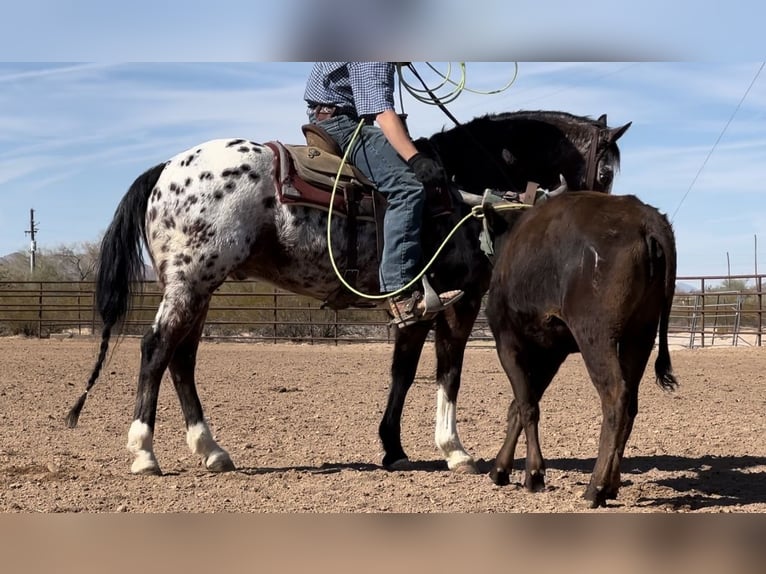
24, 208, 38, 275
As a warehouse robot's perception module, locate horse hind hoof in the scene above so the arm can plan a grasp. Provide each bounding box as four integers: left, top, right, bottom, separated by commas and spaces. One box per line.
205, 452, 236, 472
452, 460, 479, 475
131, 460, 162, 476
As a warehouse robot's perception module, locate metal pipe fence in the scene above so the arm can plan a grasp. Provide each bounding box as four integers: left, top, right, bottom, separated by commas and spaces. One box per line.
1, 274, 764, 347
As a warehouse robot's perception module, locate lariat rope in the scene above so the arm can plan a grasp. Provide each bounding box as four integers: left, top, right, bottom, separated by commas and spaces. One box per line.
325, 63, 524, 301
325, 118, 530, 301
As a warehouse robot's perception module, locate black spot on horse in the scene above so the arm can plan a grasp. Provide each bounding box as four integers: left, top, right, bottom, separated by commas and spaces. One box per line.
221, 168, 242, 178
213, 190, 224, 200
149, 207, 158, 221
262, 196, 276, 209
224, 181, 236, 192
199, 171, 214, 181
226, 139, 246, 147
237, 146, 250, 153
163, 218, 176, 229
248, 172, 260, 182
185, 178, 192, 187
248, 141, 261, 149
240, 163, 252, 172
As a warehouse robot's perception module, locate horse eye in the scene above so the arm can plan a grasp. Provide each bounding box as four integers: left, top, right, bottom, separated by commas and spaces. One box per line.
598, 168, 613, 183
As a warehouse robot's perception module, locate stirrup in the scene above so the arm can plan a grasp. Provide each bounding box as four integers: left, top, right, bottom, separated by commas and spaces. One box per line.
388, 275, 464, 328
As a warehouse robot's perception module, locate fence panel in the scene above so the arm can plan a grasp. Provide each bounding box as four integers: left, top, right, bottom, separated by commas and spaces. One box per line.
1, 275, 764, 347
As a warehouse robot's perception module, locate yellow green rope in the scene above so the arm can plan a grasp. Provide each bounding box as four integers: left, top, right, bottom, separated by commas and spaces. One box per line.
324, 118, 530, 300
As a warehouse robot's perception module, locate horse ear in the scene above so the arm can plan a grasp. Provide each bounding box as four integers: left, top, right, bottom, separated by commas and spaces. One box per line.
608, 121, 632, 142
597, 114, 608, 126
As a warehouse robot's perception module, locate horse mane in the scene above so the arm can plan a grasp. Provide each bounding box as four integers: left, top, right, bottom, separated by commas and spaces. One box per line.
481, 110, 621, 166
422, 109, 625, 195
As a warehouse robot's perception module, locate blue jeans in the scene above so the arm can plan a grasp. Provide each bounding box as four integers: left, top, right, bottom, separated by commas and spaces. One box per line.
310, 112, 425, 294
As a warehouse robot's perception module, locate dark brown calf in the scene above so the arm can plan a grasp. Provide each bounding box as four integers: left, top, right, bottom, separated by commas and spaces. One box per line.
484, 191, 679, 508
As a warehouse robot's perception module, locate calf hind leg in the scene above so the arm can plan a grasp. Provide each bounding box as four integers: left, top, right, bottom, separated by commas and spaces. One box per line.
490, 399, 522, 486
492, 342, 564, 491
577, 338, 630, 508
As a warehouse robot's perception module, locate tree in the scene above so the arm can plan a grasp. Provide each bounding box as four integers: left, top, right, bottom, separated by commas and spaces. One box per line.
55, 241, 100, 280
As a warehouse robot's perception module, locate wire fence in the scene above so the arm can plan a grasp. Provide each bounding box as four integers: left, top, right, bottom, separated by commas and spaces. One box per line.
0, 274, 763, 347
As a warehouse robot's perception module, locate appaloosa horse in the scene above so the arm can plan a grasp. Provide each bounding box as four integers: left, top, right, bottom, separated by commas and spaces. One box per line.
66, 110, 630, 476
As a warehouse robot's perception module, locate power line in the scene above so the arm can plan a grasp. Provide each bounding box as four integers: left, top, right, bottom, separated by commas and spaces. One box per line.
671, 62, 765, 222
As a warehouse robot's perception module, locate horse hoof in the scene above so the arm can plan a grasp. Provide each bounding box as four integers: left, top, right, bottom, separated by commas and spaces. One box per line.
452, 460, 479, 475
489, 468, 510, 486
583, 486, 607, 508
525, 470, 546, 492
385, 457, 411, 471
131, 460, 162, 476
206, 452, 236, 472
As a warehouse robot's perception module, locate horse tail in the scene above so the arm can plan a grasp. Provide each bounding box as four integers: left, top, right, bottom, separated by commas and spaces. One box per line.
66, 162, 166, 428
649, 211, 679, 392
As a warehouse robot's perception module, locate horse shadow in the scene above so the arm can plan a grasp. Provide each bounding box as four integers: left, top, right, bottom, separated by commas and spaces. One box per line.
527, 454, 766, 510
235, 454, 766, 510
235, 459, 449, 476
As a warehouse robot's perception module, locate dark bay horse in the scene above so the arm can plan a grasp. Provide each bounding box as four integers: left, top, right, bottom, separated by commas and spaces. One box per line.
66, 110, 630, 475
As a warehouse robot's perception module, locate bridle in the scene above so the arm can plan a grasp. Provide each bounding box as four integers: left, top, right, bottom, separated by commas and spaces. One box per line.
583, 124, 609, 191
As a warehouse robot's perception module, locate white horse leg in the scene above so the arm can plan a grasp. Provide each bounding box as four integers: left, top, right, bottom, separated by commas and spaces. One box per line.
434, 385, 477, 472
186, 421, 235, 472
127, 420, 161, 475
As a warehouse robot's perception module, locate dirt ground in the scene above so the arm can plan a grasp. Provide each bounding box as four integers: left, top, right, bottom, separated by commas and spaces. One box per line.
0, 336, 764, 513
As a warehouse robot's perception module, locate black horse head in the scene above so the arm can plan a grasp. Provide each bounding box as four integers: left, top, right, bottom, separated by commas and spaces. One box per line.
423, 110, 631, 195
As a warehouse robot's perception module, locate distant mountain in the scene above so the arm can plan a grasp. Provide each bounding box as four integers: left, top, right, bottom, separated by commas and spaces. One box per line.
675, 282, 698, 293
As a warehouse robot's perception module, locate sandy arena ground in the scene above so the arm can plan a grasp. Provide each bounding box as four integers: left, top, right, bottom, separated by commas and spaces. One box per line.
0, 337, 764, 513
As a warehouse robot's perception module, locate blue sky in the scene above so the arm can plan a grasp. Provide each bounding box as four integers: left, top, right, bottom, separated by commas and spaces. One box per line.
0, 1, 765, 279
1, 61, 764, 278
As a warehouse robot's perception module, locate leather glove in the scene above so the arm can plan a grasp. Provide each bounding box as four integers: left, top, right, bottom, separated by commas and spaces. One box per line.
407, 153, 446, 187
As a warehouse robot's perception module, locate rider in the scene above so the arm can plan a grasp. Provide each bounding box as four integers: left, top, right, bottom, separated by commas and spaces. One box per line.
304, 62, 464, 328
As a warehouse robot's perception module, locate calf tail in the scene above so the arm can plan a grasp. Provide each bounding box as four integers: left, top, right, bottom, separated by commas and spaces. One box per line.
66, 162, 165, 428
649, 213, 679, 391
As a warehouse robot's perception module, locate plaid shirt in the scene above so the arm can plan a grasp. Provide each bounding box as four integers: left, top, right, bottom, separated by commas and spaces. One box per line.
304, 62, 396, 118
